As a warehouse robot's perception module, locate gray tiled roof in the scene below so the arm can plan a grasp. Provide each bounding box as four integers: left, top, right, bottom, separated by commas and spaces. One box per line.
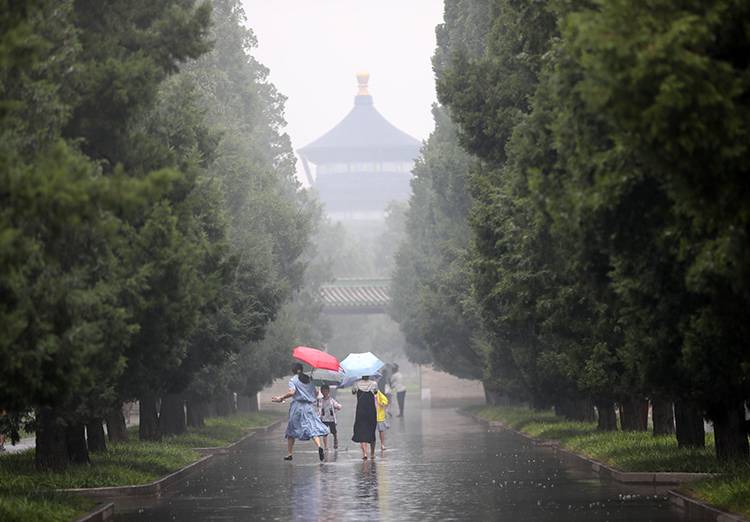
320, 278, 390, 314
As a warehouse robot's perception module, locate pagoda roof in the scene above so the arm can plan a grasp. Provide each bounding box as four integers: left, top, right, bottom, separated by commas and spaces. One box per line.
298, 74, 421, 164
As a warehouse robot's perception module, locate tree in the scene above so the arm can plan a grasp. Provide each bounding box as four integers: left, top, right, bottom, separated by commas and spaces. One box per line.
174, 0, 320, 419
565, 0, 750, 459
0, 1, 155, 468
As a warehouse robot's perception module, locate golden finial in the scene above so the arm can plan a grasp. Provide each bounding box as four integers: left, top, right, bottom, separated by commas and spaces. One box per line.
356, 71, 370, 96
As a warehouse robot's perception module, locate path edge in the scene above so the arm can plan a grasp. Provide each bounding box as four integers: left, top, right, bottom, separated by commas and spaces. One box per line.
459, 408, 749, 522
73, 502, 114, 522
62, 416, 284, 520
194, 417, 284, 456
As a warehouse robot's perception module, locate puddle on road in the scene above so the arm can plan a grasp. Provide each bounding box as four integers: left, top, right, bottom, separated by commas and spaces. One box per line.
115, 406, 686, 522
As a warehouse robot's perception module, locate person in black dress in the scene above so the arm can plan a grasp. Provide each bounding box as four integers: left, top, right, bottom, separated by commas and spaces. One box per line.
351, 375, 378, 460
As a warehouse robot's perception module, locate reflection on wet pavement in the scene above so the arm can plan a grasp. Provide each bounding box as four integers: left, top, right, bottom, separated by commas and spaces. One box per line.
115, 405, 688, 521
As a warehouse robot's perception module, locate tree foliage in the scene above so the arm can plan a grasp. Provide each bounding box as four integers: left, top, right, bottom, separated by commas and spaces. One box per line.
0, 0, 321, 467
393, 0, 750, 460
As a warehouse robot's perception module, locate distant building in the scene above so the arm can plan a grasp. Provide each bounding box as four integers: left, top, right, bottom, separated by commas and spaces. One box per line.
298, 73, 421, 221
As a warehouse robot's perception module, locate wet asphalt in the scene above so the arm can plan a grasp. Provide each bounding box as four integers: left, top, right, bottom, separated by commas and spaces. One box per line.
114, 402, 689, 522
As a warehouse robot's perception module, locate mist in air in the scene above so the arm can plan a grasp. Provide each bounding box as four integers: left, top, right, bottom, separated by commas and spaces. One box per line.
4, 2, 749, 519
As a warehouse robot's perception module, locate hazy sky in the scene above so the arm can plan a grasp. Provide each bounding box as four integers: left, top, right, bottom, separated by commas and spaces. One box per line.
241, 1, 445, 171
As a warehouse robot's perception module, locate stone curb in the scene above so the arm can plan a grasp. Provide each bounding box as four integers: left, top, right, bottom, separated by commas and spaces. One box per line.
193, 417, 283, 456
62, 417, 284, 502
668, 490, 749, 522
73, 502, 114, 522
461, 409, 749, 522
247, 417, 284, 434
60, 454, 215, 499
461, 410, 711, 485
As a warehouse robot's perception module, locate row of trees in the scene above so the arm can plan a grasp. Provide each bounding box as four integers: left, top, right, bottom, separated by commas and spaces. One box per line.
391, 0, 750, 460
1, 0, 323, 469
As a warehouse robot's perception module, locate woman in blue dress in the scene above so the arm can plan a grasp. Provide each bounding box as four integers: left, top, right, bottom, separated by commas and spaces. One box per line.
272, 363, 329, 461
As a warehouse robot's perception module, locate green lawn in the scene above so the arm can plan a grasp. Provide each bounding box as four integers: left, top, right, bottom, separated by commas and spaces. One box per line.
0, 411, 281, 522
470, 405, 719, 472
470, 405, 750, 518
684, 466, 750, 519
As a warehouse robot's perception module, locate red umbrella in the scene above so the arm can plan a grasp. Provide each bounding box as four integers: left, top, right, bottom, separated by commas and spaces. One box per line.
292, 346, 340, 372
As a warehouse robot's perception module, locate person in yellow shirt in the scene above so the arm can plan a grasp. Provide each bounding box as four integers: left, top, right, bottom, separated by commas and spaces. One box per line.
375, 390, 389, 451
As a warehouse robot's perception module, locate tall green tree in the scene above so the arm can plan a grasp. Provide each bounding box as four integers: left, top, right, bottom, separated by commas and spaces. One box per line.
389, 0, 499, 387
565, 0, 750, 458
0, 0, 184, 467
174, 0, 319, 419
391, 107, 486, 380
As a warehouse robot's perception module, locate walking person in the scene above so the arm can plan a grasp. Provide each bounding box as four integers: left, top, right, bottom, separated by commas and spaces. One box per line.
272, 363, 329, 462
375, 389, 389, 451
317, 384, 342, 450
351, 375, 378, 460
378, 364, 393, 418
391, 364, 407, 417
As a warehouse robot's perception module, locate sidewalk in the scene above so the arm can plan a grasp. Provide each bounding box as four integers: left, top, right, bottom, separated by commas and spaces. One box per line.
1, 436, 34, 455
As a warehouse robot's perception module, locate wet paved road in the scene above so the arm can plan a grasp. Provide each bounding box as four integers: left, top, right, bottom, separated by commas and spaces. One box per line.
115, 404, 689, 521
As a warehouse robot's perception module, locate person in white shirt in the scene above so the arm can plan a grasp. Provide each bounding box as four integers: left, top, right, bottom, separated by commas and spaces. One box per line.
390, 365, 407, 417
317, 384, 342, 450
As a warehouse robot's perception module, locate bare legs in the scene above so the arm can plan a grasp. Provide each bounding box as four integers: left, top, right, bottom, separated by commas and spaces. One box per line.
285, 436, 323, 461
379, 430, 386, 450
286, 437, 295, 459
321, 434, 338, 450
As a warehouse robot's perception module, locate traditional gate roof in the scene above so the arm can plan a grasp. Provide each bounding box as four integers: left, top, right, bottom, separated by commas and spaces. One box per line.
319, 278, 390, 314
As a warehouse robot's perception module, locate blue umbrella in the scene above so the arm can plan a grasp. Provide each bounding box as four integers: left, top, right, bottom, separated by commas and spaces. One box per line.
339, 370, 382, 389
339, 352, 384, 384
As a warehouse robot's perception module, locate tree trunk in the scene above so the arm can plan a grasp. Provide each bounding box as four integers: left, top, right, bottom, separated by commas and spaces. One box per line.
595, 400, 617, 431
214, 399, 229, 417
65, 423, 90, 464
86, 419, 107, 452
620, 397, 648, 431
484, 386, 496, 405
138, 394, 161, 441
711, 401, 749, 461
483, 388, 510, 406
531, 395, 547, 411
160, 393, 186, 436
186, 399, 206, 428
674, 399, 705, 448
105, 405, 128, 442
556, 397, 595, 422
247, 393, 259, 412
35, 407, 69, 471
652, 398, 675, 436
554, 401, 569, 418
214, 393, 236, 417
236, 394, 251, 412
237, 394, 258, 412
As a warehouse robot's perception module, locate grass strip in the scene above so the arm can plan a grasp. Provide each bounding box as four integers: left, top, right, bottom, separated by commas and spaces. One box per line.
470, 405, 750, 518
0, 411, 281, 522
470, 405, 720, 472
683, 466, 750, 519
